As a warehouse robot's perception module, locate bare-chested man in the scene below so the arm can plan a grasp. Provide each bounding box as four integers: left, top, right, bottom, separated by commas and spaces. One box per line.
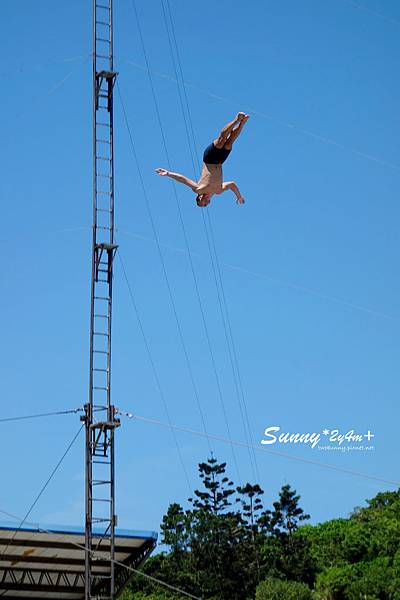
155, 112, 249, 207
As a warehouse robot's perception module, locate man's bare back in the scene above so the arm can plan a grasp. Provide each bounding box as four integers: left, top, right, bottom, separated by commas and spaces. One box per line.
156, 112, 249, 207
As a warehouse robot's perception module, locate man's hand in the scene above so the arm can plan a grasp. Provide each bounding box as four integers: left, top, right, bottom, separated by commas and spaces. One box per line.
155, 168, 169, 176
237, 196, 245, 205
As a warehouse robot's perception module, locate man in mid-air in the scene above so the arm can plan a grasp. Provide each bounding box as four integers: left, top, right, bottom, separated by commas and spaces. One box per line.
155, 112, 249, 207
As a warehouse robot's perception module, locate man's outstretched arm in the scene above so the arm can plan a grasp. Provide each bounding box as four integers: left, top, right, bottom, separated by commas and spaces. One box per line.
155, 168, 198, 192
222, 181, 245, 204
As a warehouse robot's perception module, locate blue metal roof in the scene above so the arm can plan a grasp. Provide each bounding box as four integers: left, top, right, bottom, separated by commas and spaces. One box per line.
0, 520, 158, 541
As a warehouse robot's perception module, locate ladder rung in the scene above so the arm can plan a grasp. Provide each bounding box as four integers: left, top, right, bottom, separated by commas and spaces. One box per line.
96, 139, 111, 144
93, 386, 108, 390
93, 460, 111, 465
96, 54, 110, 59
97, 226, 111, 230
94, 314, 108, 318
92, 498, 112, 503
93, 368, 108, 372
97, 174, 111, 179
94, 296, 110, 300
93, 333, 109, 337
92, 517, 112, 523
96, 4, 110, 9
96, 122, 110, 127
96, 38, 111, 44
97, 156, 110, 161
96, 21, 110, 26
97, 191, 111, 195
98, 268, 109, 273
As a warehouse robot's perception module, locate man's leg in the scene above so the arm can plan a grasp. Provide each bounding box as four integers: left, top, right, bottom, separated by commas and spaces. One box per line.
223, 115, 249, 149
214, 113, 247, 148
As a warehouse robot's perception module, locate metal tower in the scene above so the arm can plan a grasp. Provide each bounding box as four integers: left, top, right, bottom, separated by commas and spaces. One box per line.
82, 1, 119, 598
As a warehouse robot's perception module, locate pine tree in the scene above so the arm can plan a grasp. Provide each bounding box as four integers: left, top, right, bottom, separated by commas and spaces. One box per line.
236, 483, 265, 587
236, 483, 264, 533
189, 456, 235, 514
269, 484, 310, 538
260, 484, 314, 584
160, 502, 190, 555
188, 456, 247, 600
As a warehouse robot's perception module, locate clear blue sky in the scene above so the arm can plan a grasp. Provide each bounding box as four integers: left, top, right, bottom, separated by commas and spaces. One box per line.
2, 0, 399, 537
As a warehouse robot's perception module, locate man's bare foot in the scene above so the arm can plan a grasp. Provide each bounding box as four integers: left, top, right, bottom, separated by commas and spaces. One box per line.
237, 112, 250, 123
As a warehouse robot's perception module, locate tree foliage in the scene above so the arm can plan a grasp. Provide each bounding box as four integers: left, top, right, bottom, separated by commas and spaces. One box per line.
256, 577, 312, 600
122, 457, 400, 600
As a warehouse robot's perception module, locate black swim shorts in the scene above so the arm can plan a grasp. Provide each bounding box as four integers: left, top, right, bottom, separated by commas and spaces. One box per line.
203, 143, 231, 165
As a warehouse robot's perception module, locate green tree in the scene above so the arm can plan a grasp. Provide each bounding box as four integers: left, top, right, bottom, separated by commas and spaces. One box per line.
299, 518, 366, 571
189, 457, 247, 600
160, 502, 191, 556
256, 577, 312, 600
314, 563, 361, 600
123, 468, 400, 600
260, 485, 314, 585
189, 456, 236, 514
235, 483, 266, 588
269, 484, 310, 538
236, 483, 264, 532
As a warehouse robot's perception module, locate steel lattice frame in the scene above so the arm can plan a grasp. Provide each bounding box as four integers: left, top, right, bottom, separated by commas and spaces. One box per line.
0, 530, 156, 599
83, 0, 119, 598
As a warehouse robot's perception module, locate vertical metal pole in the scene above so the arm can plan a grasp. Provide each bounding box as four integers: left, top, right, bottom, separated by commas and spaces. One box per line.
84, 403, 92, 600
108, 7, 116, 594
84, 1, 97, 596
